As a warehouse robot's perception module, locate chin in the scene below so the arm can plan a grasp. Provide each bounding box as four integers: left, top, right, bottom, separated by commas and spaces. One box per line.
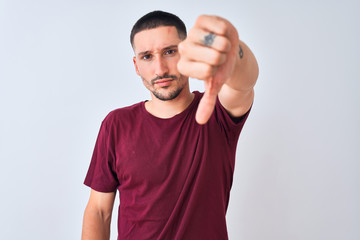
153, 87, 183, 101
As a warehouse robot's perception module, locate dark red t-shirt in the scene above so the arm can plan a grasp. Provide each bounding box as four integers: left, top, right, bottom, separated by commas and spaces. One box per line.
84, 91, 250, 240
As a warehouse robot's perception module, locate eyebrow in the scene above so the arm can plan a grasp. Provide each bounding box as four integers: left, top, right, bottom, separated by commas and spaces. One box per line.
137, 45, 178, 57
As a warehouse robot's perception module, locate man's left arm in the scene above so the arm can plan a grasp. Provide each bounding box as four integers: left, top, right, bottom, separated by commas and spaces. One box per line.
178, 15, 259, 124
218, 39, 258, 118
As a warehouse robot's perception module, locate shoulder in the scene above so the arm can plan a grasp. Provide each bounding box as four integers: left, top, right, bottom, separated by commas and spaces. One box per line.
102, 101, 145, 127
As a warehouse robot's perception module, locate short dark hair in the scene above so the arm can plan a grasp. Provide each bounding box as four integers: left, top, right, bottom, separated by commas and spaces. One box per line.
130, 10, 187, 48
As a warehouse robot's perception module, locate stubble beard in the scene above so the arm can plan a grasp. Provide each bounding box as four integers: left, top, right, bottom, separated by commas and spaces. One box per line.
143, 74, 187, 101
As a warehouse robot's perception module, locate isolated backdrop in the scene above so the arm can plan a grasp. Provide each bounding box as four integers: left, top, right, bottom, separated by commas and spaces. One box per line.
0, 0, 359, 239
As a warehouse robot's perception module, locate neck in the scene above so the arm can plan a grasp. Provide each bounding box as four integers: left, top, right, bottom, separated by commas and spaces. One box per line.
145, 87, 194, 119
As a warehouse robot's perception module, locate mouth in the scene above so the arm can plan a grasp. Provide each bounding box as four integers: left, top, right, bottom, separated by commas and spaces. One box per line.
155, 78, 173, 83
154, 78, 174, 87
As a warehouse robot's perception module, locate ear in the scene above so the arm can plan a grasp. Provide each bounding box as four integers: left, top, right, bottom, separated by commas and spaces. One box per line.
133, 56, 141, 76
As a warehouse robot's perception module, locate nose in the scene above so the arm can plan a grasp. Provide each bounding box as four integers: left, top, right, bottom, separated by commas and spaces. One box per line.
154, 56, 169, 76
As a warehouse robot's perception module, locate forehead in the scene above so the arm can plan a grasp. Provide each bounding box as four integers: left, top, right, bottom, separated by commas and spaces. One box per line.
133, 26, 182, 53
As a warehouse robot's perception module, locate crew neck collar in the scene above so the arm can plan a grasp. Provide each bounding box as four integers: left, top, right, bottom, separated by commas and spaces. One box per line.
141, 91, 201, 121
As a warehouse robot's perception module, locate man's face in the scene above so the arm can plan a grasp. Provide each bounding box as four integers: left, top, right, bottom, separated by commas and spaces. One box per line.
132, 26, 188, 101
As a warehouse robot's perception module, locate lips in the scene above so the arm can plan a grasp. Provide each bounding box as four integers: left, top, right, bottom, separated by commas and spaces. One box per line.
154, 79, 174, 87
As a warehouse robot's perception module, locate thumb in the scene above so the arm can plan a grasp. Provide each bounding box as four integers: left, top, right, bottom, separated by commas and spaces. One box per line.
195, 80, 218, 125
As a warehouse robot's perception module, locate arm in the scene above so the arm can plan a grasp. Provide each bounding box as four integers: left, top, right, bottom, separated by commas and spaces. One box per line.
178, 15, 258, 123
82, 189, 116, 240
218, 39, 258, 118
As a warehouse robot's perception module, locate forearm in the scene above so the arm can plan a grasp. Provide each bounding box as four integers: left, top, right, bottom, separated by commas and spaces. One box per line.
82, 207, 112, 240
177, 15, 259, 122
225, 40, 259, 92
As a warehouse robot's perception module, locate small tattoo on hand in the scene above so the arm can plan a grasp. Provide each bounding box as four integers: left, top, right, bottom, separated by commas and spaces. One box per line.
239, 44, 244, 59
203, 33, 216, 46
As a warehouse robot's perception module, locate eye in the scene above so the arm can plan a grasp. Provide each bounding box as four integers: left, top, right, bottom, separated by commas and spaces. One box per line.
141, 54, 152, 61
164, 49, 176, 55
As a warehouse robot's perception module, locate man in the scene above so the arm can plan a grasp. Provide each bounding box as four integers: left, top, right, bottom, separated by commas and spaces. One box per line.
82, 10, 258, 240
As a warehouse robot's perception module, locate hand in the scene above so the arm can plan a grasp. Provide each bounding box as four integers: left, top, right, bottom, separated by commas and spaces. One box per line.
178, 15, 239, 124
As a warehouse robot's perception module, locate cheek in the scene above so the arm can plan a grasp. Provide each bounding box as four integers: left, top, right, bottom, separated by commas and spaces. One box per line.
142, 77, 152, 88
137, 63, 153, 76
169, 57, 180, 71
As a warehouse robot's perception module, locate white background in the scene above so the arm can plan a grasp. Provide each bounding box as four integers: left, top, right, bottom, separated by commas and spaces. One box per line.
0, 0, 359, 239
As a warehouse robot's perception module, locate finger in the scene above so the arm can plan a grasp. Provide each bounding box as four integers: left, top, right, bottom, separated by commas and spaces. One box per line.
195, 81, 218, 125
193, 15, 239, 51
194, 15, 229, 36
177, 60, 217, 80
187, 28, 231, 52
178, 41, 227, 67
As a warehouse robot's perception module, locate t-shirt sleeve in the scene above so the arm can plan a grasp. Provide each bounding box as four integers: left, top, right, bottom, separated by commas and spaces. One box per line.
84, 115, 119, 192
214, 96, 251, 142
